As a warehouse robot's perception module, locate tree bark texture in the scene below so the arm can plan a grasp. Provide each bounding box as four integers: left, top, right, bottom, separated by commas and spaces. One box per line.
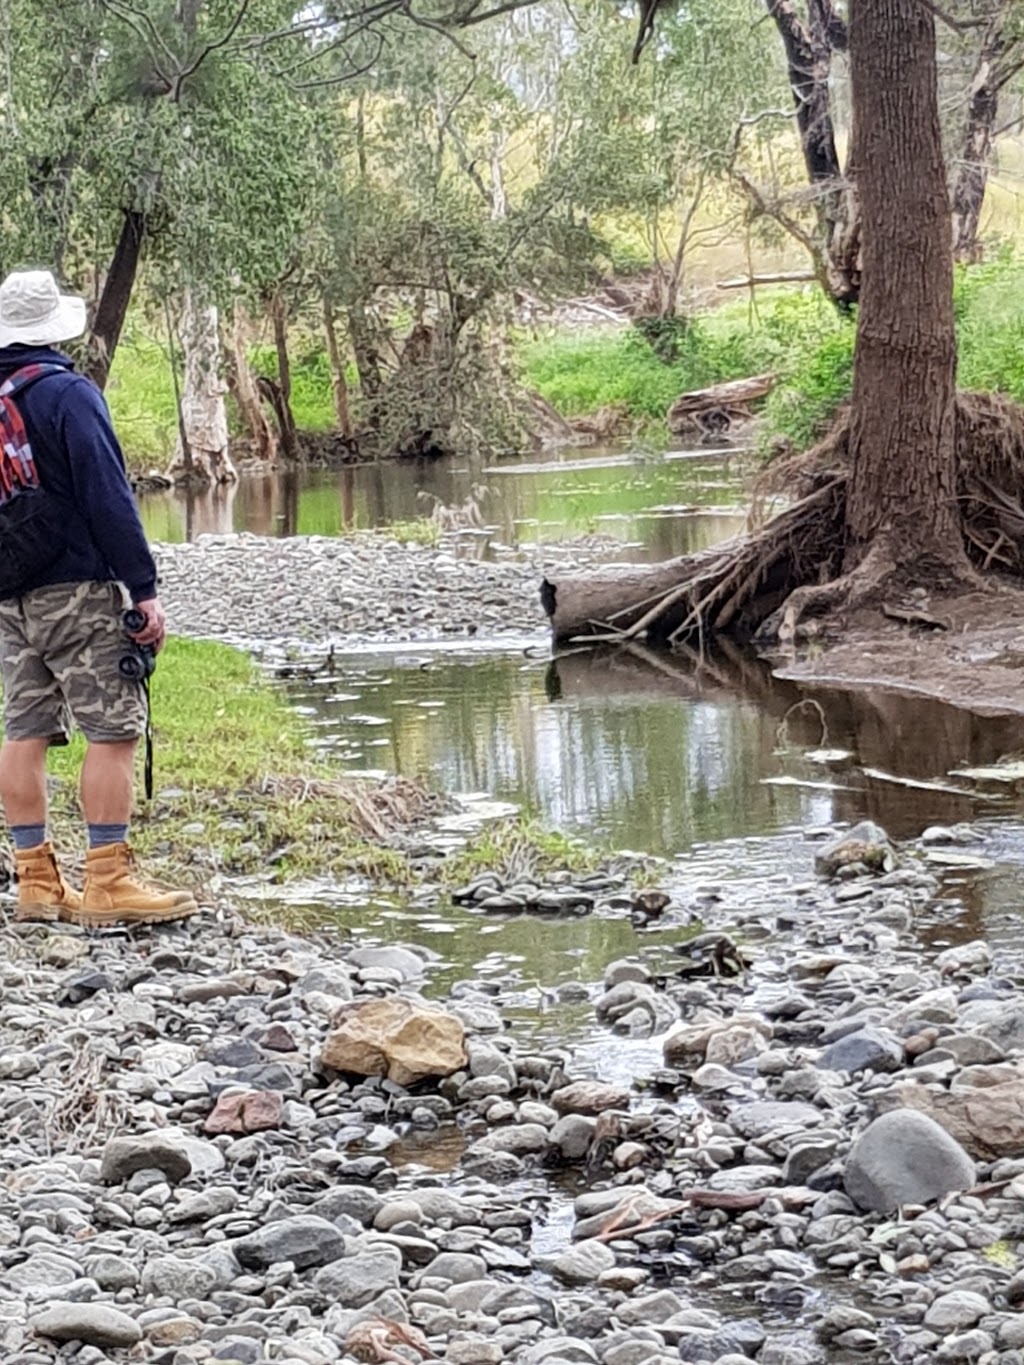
347, 304, 383, 403
765, 0, 860, 306
323, 298, 355, 439
844, 0, 965, 570
170, 293, 237, 485
267, 291, 299, 461
84, 209, 146, 390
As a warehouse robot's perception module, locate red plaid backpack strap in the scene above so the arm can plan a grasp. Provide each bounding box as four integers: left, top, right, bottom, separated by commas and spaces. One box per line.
0, 364, 67, 497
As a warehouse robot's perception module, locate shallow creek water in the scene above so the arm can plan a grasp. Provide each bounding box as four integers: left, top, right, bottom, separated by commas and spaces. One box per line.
229, 639, 1024, 1042
139, 455, 1024, 1331
137, 450, 1024, 1049
139, 443, 750, 561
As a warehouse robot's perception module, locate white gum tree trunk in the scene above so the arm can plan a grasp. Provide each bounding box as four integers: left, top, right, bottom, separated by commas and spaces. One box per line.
171, 293, 237, 485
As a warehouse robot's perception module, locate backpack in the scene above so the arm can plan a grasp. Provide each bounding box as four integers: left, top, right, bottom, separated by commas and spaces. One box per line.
0, 363, 70, 597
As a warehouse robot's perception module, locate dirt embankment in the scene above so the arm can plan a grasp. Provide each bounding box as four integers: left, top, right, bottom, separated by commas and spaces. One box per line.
772, 584, 1024, 716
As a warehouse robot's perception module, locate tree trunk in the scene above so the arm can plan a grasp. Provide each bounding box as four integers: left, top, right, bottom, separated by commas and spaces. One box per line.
765, 0, 860, 307
84, 209, 146, 390
226, 302, 278, 464
347, 303, 382, 402
844, 0, 967, 573
950, 8, 1009, 264
322, 297, 355, 439
271, 290, 292, 405
169, 292, 237, 486
267, 291, 299, 461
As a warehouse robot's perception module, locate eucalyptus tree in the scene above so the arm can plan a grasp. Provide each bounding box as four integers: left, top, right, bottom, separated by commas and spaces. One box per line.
301, 6, 601, 457
549, 0, 788, 327
754, 0, 1024, 303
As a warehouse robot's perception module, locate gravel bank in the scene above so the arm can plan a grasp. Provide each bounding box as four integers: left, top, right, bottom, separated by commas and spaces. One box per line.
5, 821, 1024, 1363
155, 533, 613, 648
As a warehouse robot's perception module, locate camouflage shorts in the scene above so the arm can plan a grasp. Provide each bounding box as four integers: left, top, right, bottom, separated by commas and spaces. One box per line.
0, 581, 147, 744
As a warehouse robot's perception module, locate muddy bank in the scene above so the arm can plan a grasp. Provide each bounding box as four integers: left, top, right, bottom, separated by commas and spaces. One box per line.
772, 586, 1024, 718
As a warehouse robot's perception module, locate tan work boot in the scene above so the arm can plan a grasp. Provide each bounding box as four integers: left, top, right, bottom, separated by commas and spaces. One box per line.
14, 841, 83, 923
78, 842, 197, 928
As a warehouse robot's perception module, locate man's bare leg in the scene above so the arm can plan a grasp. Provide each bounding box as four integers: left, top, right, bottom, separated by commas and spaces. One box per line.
0, 737, 79, 920
80, 738, 136, 825
0, 737, 49, 826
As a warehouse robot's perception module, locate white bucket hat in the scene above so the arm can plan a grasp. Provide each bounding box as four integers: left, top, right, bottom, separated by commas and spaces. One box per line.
0, 269, 87, 347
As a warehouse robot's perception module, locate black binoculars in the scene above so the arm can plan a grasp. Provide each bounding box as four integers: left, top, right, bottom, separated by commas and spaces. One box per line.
120, 608, 157, 681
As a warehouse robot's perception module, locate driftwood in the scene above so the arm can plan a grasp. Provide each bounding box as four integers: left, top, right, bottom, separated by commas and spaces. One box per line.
667, 372, 776, 436
544, 392, 1024, 647
542, 476, 844, 645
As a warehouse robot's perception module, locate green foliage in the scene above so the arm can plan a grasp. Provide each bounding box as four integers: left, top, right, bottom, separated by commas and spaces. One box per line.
521, 307, 782, 421
955, 253, 1024, 398
758, 293, 857, 449
249, 343, 337, 432
105, 327, 182, 466
439, 816, 600, 886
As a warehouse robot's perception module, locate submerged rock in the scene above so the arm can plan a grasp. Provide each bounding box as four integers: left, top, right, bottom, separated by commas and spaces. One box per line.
814, 821, 895, 878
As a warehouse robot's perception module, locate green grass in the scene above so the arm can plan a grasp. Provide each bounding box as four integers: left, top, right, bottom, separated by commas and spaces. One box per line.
44, 637, 417, 887
522, 254, 1024, 453
41, 638, 614, 907
249, 342, 339, 432
520, 288, 849, 447
520, 317, 780, 423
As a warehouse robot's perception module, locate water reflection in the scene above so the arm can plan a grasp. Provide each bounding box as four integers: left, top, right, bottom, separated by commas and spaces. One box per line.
288, 639, 1024, 860
139, 447, 752, 562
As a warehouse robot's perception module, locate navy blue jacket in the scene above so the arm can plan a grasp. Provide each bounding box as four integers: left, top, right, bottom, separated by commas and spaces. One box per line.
0, 345, 158, 602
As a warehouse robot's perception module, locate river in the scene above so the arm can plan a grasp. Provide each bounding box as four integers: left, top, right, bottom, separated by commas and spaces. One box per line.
139, 453, 1024, 1040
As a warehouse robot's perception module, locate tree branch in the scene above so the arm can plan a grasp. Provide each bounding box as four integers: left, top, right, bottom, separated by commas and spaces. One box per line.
404, 1, 477, 58
912, 0, 987, 32
447, 0, 540, 27
174, 0, 253, 94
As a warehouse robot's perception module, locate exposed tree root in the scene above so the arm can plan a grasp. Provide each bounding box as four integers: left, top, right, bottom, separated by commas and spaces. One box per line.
543, 391, 1024, 646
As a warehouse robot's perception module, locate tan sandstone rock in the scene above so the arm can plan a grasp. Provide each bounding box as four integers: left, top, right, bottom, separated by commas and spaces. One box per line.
321, 997, 467, 1086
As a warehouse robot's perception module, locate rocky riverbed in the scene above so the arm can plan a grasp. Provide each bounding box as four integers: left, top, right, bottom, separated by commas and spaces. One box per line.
154, 533, 612, 648
5, 819, 1024, 1364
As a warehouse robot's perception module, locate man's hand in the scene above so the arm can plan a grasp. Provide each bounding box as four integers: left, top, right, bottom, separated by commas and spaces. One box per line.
130, 597, 168, 653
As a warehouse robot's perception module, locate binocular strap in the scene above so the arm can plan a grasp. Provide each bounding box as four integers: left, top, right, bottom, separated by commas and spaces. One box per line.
142, 674, 154, 801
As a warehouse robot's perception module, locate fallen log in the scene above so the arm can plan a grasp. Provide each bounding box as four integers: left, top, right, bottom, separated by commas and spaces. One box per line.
667, 372, 776, 436
542, 477, 845, 645
541, 393, 1024, 649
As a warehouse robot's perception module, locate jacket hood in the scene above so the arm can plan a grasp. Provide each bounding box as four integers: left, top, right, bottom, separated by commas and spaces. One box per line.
0, 345, 75, 380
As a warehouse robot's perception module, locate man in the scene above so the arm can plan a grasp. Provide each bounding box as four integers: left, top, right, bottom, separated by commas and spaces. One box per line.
0, 268, 196, 927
